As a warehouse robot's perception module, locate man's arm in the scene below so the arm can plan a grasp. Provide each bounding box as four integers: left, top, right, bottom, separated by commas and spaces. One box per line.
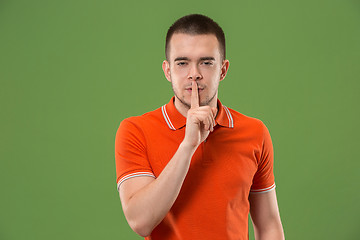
119, 81, 217, 237
249, 189, 285, 240
119, 142, 196, 237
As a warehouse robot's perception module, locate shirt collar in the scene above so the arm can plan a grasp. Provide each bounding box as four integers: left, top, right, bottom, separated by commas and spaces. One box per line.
161, 96, 234, 131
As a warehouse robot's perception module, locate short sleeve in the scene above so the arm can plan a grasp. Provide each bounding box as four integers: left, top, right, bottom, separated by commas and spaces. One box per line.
115, 118, 155, 191
250, 122, 276, 193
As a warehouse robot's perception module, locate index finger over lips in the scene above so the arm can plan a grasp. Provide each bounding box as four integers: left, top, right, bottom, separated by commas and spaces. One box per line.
191, 81, 199, 109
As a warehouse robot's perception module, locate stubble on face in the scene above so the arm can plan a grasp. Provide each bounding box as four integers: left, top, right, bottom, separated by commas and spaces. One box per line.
170, 80, 218, 109
166, 33, 224, 112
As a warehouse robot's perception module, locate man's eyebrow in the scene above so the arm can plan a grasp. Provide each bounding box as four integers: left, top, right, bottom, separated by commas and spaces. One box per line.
174, 57, 189, 61
200, 57, 215, 61
174, 57, 215, 61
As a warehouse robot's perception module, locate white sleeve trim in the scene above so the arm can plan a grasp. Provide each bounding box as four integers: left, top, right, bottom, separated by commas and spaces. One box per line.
117, 172, 156, 191
250, 183, 276, 194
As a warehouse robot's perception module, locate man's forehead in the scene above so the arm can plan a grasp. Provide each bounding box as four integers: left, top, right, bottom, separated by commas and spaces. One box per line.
168, 33, 220, 60
171, 32, 217, 39
169, 33, 218, 46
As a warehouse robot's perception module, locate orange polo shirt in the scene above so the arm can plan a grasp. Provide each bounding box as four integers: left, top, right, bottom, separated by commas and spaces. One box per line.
115, 97, 276, 240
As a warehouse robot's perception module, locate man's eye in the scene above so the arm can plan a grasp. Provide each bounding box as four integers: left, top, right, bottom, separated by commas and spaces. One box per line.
202, 61, 213, 65
177, 62, 186, 66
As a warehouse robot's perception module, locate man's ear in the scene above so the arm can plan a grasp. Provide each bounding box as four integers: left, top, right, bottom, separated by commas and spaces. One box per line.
220, 59, 230, 81
162, 60, 171, 82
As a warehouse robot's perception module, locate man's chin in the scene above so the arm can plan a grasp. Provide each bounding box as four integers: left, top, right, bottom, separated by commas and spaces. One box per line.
174, 93, 215, 108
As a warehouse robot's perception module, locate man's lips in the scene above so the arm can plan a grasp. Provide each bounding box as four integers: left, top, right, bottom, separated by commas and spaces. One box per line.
185, 87, 204, 91
186, 88, 204, 94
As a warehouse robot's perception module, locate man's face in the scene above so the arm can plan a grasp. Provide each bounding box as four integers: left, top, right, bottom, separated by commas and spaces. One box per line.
163, 33, 229, 111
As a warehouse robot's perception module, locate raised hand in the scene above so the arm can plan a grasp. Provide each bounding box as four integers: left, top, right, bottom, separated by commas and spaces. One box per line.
183, 81, 217, 149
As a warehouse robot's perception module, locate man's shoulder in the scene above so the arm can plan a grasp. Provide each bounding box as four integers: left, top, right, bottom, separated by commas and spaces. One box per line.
225, 106, 267, 130
119, 106, 164, 129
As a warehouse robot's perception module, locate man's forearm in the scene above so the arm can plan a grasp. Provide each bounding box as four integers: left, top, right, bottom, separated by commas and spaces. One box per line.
121, 141, 196, 237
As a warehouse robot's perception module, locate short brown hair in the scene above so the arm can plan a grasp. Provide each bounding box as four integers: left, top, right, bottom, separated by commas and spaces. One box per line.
165, 14, 226, 61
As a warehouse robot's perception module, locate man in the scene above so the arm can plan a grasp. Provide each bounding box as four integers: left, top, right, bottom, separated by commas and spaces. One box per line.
115, 14, 284, 240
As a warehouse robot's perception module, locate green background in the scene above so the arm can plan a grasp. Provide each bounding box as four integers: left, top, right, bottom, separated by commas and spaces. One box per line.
1, 0, 359, 239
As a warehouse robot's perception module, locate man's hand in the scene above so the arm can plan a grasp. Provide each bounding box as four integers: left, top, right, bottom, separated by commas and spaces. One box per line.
183, 81, 217, 148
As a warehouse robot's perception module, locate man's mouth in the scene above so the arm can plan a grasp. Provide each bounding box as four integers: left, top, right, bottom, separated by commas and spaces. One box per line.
185, 87, 204, 91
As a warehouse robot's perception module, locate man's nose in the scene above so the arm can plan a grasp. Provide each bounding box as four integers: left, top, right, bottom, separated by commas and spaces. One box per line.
187, 65, 202, 80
